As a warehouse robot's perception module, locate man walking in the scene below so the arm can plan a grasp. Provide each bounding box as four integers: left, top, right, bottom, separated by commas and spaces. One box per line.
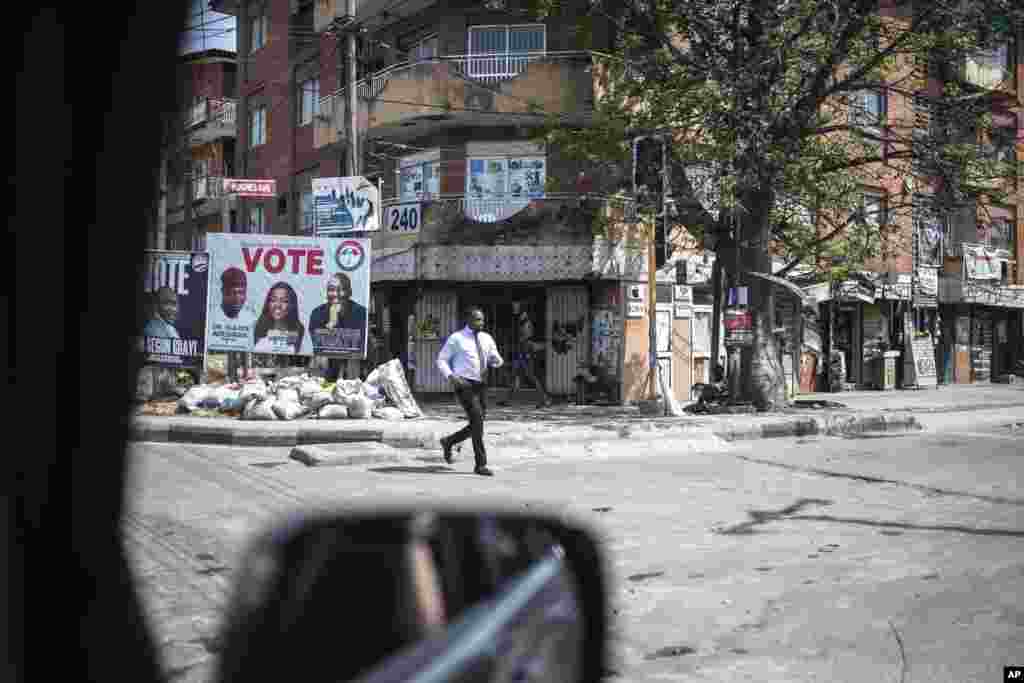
437, 307, 504, 476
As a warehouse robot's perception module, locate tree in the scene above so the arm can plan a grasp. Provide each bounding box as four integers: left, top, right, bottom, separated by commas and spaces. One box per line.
532, 0, 1022, 409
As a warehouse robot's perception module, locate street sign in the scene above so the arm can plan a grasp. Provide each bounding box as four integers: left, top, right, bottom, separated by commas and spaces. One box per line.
313, 176, 380, 233
223, 178, 276, 197
385, 202, 421, 234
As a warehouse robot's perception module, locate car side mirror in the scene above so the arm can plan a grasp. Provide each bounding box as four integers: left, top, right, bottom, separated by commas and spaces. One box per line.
215, 508, 609, 683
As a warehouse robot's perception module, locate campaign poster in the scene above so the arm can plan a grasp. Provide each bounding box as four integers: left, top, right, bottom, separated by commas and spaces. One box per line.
137, 250, 210, 368
206, 234, 371, 358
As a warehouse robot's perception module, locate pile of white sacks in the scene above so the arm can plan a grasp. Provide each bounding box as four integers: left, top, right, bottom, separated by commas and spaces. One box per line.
176, 359, 423, 421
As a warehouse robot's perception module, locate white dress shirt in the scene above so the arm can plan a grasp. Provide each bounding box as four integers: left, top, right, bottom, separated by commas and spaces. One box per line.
437, 326, 504, 382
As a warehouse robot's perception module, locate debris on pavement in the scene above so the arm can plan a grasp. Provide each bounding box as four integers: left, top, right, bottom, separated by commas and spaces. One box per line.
155, 360, 424, 422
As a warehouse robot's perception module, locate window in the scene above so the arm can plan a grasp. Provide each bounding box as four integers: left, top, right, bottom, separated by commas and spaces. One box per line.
299, 78, 319, 126
410, 34, 437, 62
301, 190, 315, 235
191, 231, 206, 252
467, 25, 545, 78
249, 105, 266, 147
861, 192, 887, 229
965, 39, 1014, 89
251, 11, 268, 52
979, 217, 1015, 254
399, 152, 441, 200
849, 89, 886, 152
249, 205, 266, 233
848, 89, 885, 126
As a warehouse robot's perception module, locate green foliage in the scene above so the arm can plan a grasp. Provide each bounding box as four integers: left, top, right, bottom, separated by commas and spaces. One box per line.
532, 0, 1023, 281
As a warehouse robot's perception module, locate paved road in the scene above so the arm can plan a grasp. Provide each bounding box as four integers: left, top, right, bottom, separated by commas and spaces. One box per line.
124, 411, 1024, 683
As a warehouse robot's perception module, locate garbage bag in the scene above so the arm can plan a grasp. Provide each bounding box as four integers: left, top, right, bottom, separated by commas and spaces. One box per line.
240, 380, 269, 402
363, 384, 384, 401
177, 385, 211, 413
371, 359, 423, 418
303, 390, 333, 410
272, 400, 307, 421
298, 380, 324, 402
332, 379, 365, 404
243, 397, 278, 420
276, 387, 300, 405
346, 393, 374, 419
318, 404, 349, 419
372, 406, 404, 421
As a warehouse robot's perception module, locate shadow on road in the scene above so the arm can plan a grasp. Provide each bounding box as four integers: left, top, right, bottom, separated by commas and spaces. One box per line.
789, 514, 1024, 538
716, 499, 1024, 538
733, 454, 1024, 506
369, 465, 472, 475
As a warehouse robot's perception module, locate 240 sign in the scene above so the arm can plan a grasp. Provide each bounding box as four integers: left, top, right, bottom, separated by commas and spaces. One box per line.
388, 203, 421, 234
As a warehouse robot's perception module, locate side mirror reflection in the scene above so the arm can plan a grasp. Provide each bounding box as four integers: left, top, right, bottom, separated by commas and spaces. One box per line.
215, 509, 608, 683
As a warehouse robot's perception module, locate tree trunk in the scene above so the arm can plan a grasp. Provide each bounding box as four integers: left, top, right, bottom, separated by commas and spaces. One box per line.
735, 197, 787, 411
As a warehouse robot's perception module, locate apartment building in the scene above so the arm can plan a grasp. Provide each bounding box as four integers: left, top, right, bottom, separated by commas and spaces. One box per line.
204, 0, 718, 403
159, 47, 239, 252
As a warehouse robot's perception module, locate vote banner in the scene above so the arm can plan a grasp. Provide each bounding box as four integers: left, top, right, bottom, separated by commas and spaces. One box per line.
206, 235, 371, 358
137, 250, 210, 368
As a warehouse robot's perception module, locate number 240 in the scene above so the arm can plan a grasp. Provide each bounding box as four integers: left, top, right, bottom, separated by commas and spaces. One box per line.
389, 207, 419, 231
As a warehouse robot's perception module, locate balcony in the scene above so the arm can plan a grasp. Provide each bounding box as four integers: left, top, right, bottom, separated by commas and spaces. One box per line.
184, 98, 238, 146
315, 52, 601, 148
960, 44, 1017, 96
192, 176, 226, 202
940, 273, 1024, 307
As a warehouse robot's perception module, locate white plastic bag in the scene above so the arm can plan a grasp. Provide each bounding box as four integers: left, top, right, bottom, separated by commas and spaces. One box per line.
272, 400, 307, 421
240, 380, 268, 402
318, 404, 349, 419
276, 387, 300, 404
304, 390, 334, 410
177, 385, 211, 413
298, 380, 324, 402
346, 394, 374, 419
372, 406, 404, 421
243, 397, 278, 420
372, 359, 423, 418
332, 379, 365, 404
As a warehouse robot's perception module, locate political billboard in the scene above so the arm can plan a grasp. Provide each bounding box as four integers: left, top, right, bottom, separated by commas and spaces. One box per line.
205, 234, 371, 358
138, 250, 210, 368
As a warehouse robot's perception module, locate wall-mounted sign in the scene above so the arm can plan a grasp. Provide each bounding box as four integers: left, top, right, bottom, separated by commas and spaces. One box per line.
385, 202, 421, 234
723, 308, 753, 346
313, 176, 380, 233
628, 284, 645, 301
222, 178, 276, 197
627, 301, 646, 318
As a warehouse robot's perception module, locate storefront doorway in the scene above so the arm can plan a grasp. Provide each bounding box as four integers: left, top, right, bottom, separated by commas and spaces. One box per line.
459, 286, 547, 389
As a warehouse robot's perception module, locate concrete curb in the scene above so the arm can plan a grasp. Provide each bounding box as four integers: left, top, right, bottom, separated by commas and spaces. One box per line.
129, 411, 923, 450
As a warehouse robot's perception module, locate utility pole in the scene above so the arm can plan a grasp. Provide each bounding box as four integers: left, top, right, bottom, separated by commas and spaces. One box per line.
347, 0, 359, 177
232, 0, 250, 382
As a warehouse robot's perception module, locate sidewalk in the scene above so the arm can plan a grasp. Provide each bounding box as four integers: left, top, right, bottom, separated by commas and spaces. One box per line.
131, 382, 1024, 450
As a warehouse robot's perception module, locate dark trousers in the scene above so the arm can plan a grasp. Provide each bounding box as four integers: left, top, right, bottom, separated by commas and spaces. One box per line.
447, 380, 488, 467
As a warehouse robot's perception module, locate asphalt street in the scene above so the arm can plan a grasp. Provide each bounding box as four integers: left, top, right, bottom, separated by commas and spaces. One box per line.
124, 410, 1024, 683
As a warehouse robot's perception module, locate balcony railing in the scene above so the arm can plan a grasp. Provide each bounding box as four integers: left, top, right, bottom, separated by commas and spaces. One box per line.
186, 98, 237, 128
379, 192, 613, 224
192, 176, 226, 201
962, 45, 1016, 91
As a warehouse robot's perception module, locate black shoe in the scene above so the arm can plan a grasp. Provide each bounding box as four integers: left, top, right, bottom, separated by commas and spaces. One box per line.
440, 437, 454, 464
474, 466, 494, 477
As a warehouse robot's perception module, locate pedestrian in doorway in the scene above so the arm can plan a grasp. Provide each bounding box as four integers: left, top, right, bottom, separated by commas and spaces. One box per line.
437, 307, 504, 476
512, 310, 552, 407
